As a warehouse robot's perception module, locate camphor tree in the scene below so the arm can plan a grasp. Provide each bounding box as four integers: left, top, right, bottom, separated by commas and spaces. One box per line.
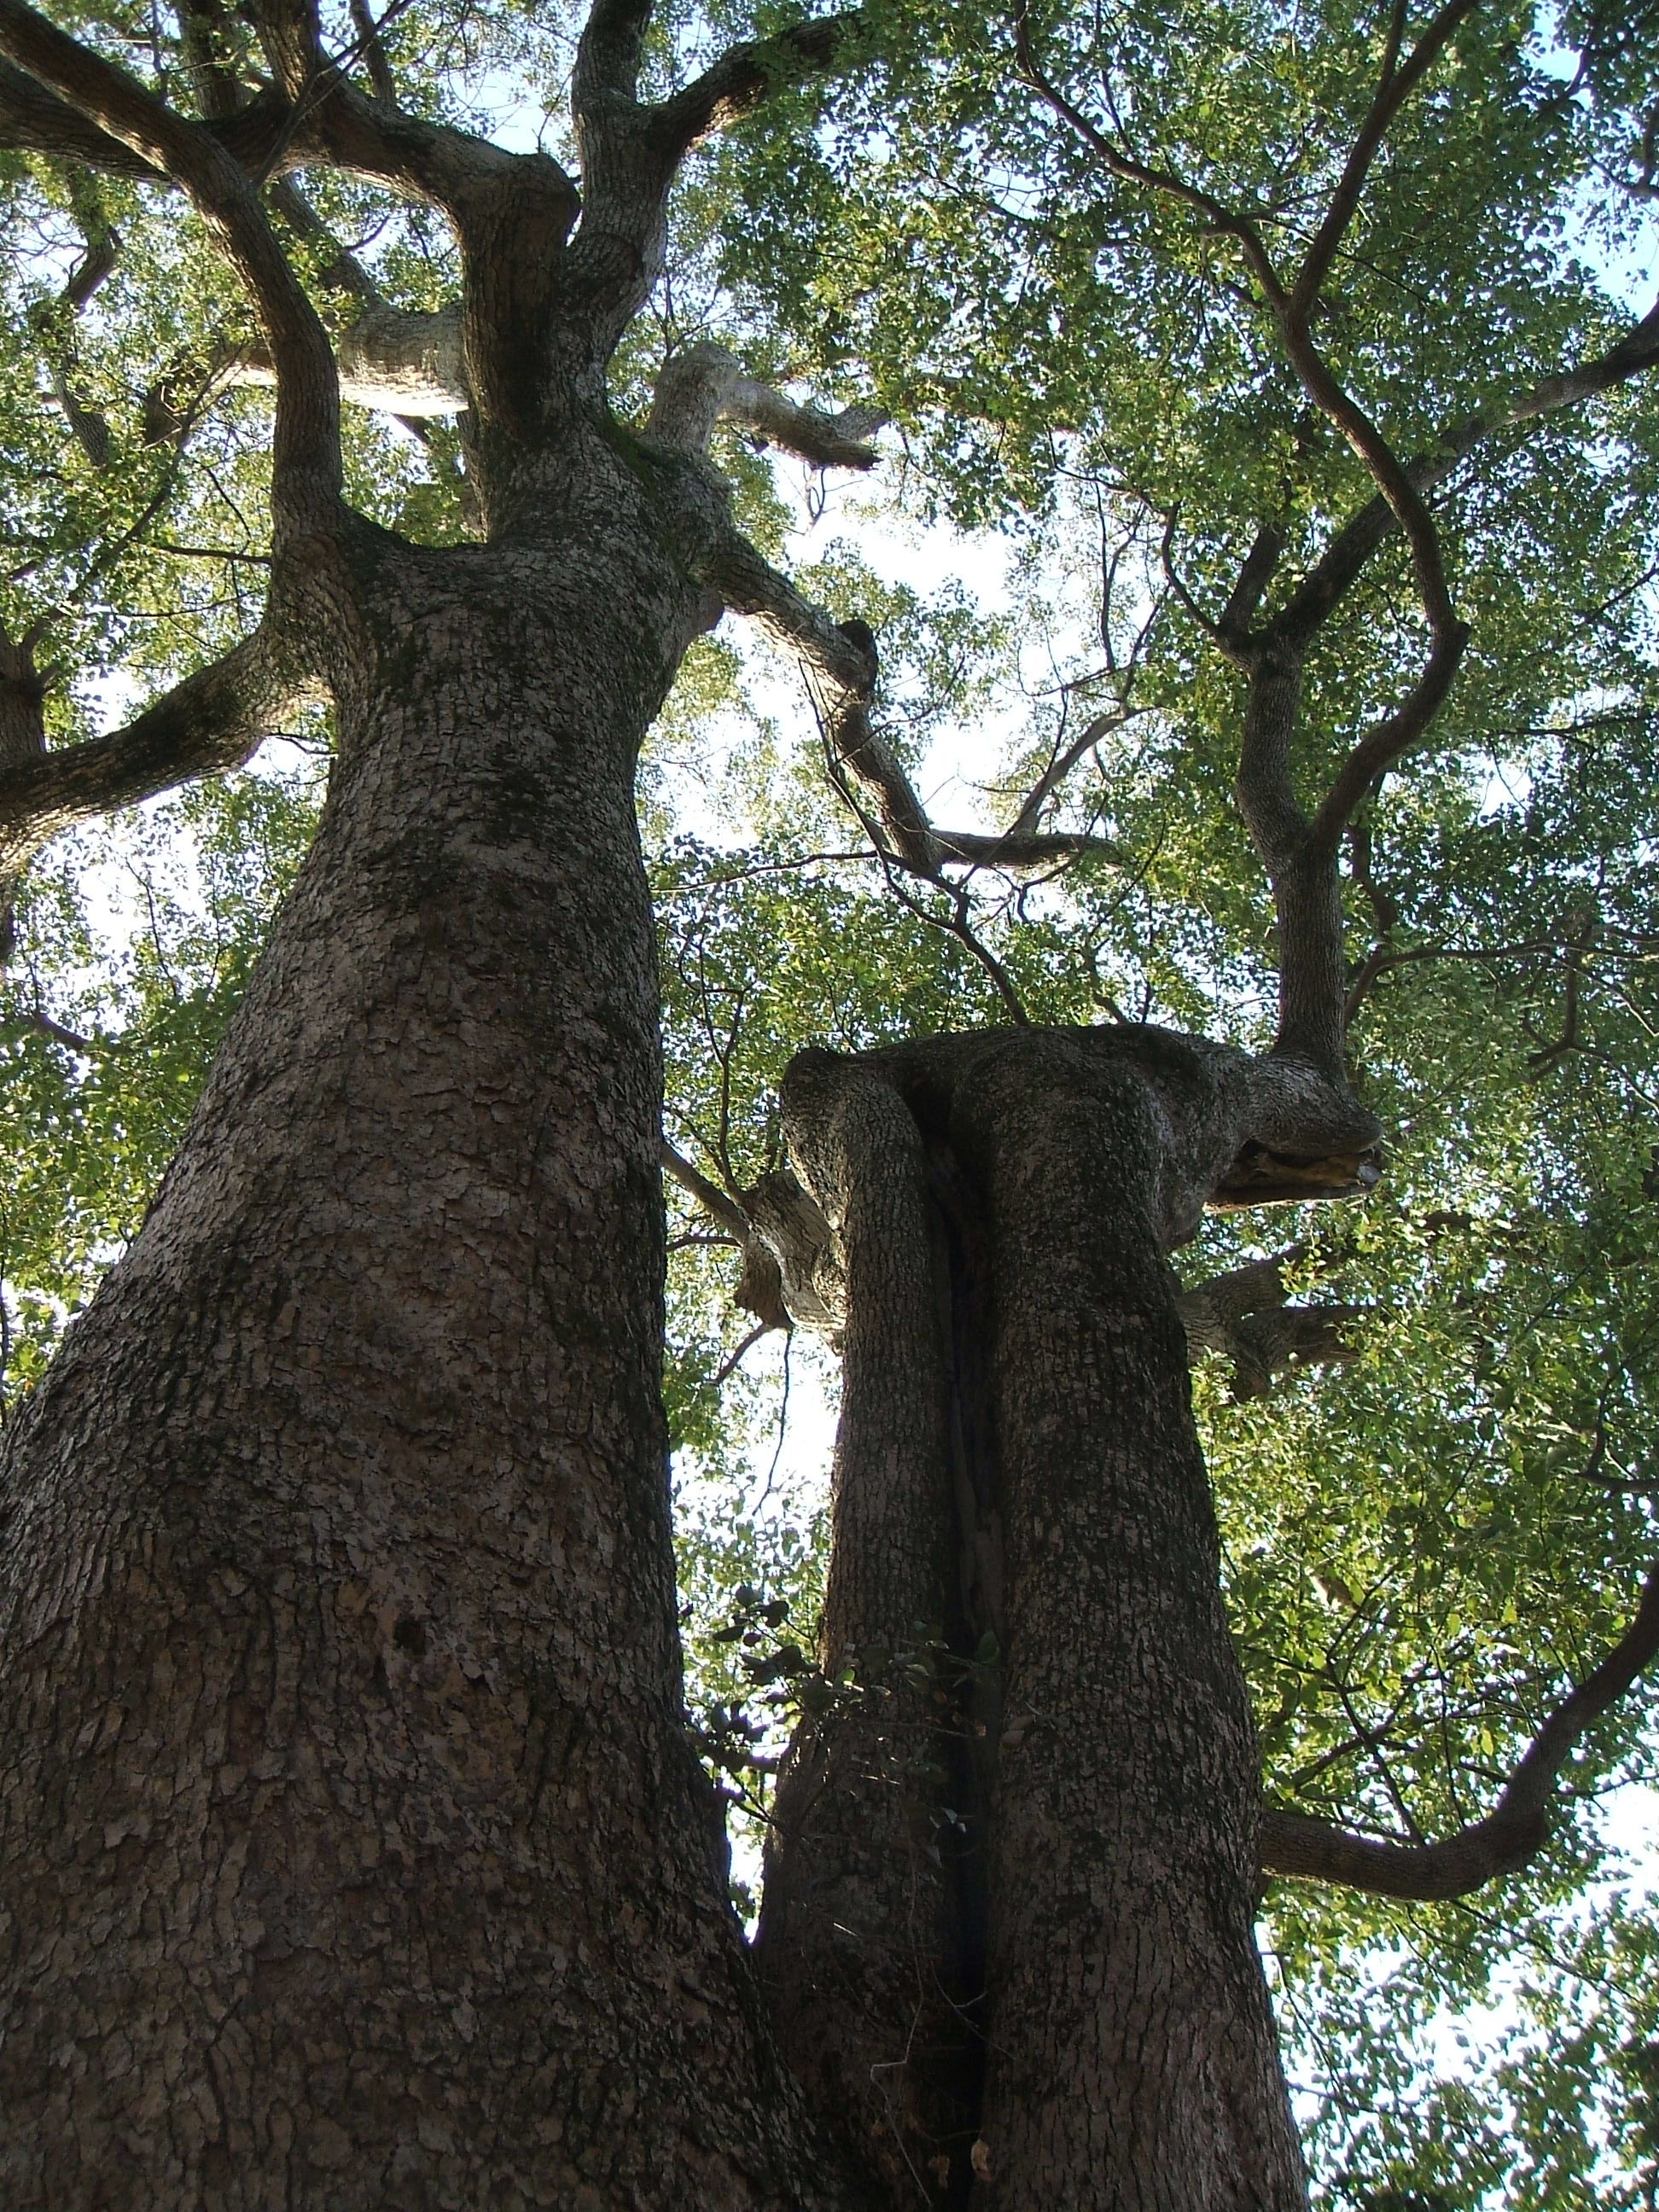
2, 0, 1659, 2205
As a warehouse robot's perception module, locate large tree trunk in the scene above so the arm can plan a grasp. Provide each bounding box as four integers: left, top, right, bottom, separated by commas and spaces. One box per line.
756, 1030, 1337, 2210
955, 1038, 1305, 2212
0, 464, 857, 2209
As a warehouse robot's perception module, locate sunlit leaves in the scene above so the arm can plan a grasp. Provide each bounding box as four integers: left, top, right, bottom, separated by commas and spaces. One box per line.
0, 752, 323, 1402
3, 0, 1659, 2192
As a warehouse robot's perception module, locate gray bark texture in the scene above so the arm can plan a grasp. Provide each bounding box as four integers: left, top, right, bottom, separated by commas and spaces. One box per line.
958, 1037, 1303, 2212
755, 1027, 1377, 2209
0, 436, 861, 2211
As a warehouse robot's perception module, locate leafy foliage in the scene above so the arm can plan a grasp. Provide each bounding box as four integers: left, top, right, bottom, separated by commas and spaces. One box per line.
4, 0, 1659, 2197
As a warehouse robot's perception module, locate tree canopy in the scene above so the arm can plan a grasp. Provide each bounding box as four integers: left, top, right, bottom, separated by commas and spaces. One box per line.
3, 0, 1659, 2201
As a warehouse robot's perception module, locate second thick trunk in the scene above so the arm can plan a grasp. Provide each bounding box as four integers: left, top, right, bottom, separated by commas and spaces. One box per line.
955, 1039, 1304, 2211
759, 1028, 1311, 2210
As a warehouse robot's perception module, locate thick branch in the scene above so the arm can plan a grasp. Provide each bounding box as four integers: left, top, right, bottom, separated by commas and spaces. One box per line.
1231, 271, 1659, 1056
1276, 296, 1659, 647
1272, 316, 1466, 650
0, 49, 575, 221
175, 0, 247, 119
564, 7, 688, 366
661, 1138, 796, 1334
1262, 1561, 1659, 1900
1177, 1250, 1362, 1398
0, 0, 340, 538
229, 301, 466, 415
1289, 0, 1482, 323
1022, 4, 1476, 790
710, 533, 1128, 882
1005, 707, 1126, 841
648, 341, 882, 468
32, 168, 119, 469
1130, 2, 1471, 660
267, 174, 378, 305
930, 824, 1128, 870
0, 616, 48, 774
1017, 0, 1473, 1077
125, 66, 574, 442
346, 0, 396, 107
60, 169, 117, 309
0, 56, 166, 173
651, 9, 870, 155
1215, 525, 1287, 655
569, 6, 873, 372
253, 71, 577, 439
1233, 643, 1312, 876
251, 0, 326, 100
1228, 643, 1358, 1068
0, 630, 306, 904
1310, 624, 1468, 849
661, 1133, 748, 1240
573, 0, 654, 114
709, 536, 941, 874
296, 91, 530, 210
0, 614, 48, 959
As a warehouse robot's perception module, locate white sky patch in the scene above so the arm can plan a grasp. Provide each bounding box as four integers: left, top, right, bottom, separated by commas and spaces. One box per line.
1600, 1778, 1659, 1889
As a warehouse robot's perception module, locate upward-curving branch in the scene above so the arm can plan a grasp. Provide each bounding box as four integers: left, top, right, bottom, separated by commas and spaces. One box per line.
1263, 1561, 1659, 1901
0, 0, 341, 539
651, 9, 870, 158
0, 629, 313, 940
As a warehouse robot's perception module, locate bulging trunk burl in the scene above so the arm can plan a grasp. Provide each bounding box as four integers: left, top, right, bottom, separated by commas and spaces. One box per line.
0, 449, 860, 2210
755, 1025, 1380, 2209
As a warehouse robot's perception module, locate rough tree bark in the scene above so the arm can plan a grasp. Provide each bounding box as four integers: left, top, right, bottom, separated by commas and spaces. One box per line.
5, 0, 1659, 2205
0, 0, 881, 2201
753, 1027, 1381, 2209
751, 1060, 979, 2207
0, 434, 870, 2209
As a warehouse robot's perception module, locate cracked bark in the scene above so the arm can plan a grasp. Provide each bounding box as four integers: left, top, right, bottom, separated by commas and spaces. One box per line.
957, 1038, 1302, 2212
0, 0, 882, 2199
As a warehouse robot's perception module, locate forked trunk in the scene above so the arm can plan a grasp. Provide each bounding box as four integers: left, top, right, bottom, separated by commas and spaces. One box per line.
757, 1030, 1326, 2209
0, 502, 857, 2209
